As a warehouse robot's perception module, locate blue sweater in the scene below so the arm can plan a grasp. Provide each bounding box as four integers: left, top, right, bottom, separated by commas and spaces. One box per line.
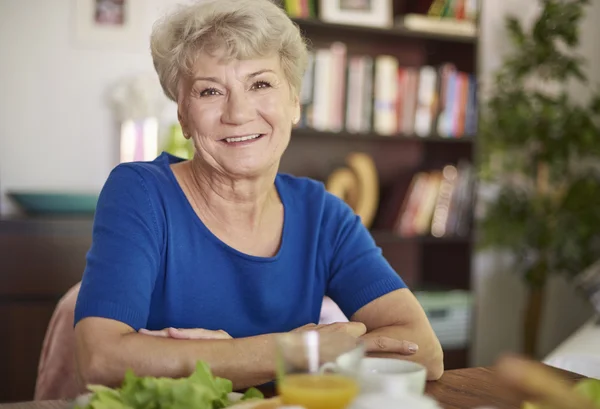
74, 152, 406, 337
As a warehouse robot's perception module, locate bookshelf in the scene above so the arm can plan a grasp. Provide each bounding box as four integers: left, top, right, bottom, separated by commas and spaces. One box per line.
278, 0, 479, 370
289, 17, 477, 44
290, 128, 474, 144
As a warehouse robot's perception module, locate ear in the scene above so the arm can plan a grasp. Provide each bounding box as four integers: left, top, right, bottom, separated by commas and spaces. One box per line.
176, 79, 193, 139
292, 95, 301, 125
177, 109, 190, 139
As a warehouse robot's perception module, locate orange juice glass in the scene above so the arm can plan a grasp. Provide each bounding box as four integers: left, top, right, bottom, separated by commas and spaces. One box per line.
276, 331, 364, 409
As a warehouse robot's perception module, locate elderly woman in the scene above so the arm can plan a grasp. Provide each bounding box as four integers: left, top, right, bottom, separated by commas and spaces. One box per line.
74, 0, 443, 390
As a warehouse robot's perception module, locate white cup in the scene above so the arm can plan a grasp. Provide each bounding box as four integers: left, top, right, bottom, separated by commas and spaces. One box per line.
322, 357, 428, 397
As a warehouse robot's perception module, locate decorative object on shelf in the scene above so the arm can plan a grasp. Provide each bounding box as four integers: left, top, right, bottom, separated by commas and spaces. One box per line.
108, 73, 168, 163
7, 192, 99, 216
319, 0, 393, 29
400, 0, 479, 38
478, 0, 600, 358
326, 152, 379, 228
71, 0, 147, 51
118, 117, 159, 163
281, 0, 316, 18
163, 123, 195, 160
326, 168, 360, 209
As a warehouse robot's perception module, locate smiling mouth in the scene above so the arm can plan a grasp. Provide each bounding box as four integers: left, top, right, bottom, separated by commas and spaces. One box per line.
221, 134, 265, 144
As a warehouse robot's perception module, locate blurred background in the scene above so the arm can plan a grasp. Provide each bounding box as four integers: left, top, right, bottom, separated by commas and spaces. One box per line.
1, 0, 600, 403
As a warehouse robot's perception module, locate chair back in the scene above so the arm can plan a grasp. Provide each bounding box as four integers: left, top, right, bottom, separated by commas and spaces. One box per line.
34, 282, 83, 400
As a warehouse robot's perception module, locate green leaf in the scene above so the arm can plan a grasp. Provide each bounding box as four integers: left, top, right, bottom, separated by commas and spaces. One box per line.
573, 378, 600, 406
506, 17, 527, 47
77, 361, 261, 409
241, 387, 264, 400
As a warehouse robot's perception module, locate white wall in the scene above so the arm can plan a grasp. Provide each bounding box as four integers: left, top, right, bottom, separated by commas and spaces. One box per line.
471, 0, 600, 367
0, 0, 178, 215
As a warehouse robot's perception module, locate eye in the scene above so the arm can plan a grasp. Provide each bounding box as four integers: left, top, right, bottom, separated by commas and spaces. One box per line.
251, 80, 272, 90
199, 87, 221, 97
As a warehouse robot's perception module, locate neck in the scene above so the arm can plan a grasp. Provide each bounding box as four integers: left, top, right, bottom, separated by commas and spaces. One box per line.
185, 158, 279, 231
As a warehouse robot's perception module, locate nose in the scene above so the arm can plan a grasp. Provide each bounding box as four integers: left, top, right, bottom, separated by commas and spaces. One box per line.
222, 90, 255, 125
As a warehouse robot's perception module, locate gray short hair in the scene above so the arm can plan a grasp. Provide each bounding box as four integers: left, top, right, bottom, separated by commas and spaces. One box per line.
150, 0, 309, 102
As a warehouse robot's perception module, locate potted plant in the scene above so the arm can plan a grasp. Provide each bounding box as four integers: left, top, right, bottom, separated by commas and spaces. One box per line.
478, 0, 600, 357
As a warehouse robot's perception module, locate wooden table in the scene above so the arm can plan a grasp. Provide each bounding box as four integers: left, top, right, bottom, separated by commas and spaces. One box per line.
425, 366, 583, 408
0, 366, 585, 409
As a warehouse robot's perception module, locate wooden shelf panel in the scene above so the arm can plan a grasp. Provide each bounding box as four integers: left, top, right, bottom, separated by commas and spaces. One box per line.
443, 346, 470, 370
371, 230, 472, 244
375, 232, 473, 291
292, 128, 474, 144
291, 17, 477, 45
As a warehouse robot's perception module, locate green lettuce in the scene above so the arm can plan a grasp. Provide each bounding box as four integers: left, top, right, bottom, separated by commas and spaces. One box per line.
522, 378, 600, 409
77, 361, 263, 409
573, 378, 600, 407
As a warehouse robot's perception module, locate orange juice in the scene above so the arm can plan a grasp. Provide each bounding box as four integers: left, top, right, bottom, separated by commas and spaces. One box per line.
278, 374, 359, 409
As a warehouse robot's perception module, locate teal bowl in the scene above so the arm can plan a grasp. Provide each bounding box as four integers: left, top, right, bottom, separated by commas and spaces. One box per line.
7, 192, 99, 216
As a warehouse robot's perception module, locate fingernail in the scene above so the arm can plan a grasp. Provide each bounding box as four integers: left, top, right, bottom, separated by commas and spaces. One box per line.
408, 343, 419, 353
139, 328, 148, 333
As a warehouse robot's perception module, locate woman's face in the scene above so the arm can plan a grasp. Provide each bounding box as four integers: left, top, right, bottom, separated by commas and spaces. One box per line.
178, 49, 300, 179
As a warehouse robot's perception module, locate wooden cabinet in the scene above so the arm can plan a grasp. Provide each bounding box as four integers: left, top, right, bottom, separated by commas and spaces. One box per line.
0, 218, 91, 402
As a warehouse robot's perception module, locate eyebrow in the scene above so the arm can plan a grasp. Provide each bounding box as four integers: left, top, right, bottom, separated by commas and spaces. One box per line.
246, 69, 275, 79
192, 69, 276, 84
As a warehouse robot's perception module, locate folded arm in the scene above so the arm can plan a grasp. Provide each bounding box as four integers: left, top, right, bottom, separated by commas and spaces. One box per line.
75, 317, 277, 390
324, 195, 444, 380
352, 288, 444, 380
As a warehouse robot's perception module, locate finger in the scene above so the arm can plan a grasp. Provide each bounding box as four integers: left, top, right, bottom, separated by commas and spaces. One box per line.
215, 329, 233, 339
168, 327, 232, 340
138, 328, 170, 337
362, 336, 419, 355
342, 322, 367, 337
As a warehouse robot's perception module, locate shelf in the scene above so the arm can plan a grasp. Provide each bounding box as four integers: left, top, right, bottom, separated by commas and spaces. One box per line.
0, 216, 94, 236
291, 17, 477, 44
371, 230, 472, 244
292, 128, 474, 144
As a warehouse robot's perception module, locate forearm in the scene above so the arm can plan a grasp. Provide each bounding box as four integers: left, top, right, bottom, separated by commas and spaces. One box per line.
362, 324, 444, 380
79, 332, 277, 389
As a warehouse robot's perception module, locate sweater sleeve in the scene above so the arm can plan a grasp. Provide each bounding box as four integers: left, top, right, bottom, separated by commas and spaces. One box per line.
324, 194, 407, 319
74, 164, 161, 330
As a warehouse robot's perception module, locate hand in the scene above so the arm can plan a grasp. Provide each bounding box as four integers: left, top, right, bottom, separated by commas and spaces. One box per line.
292, 322, 418, 356
138, 327, 233, 340
292, 322, 367, 338
359, 332, 419, 356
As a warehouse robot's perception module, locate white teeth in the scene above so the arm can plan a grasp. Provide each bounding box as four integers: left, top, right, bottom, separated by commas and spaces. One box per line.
225, 134, 261, 143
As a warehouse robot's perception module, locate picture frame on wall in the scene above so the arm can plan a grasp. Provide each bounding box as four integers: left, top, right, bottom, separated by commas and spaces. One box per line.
71, 0, 147, 51
319, 0, 393, 28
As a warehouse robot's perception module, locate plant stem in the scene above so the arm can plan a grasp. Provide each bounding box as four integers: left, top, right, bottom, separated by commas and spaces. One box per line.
537, 162, 549, 195
523, 259, 548, 357
524, 284, 545, 357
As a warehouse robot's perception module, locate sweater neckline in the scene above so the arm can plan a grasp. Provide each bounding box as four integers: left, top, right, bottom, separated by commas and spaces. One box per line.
159, 151, 288, 263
